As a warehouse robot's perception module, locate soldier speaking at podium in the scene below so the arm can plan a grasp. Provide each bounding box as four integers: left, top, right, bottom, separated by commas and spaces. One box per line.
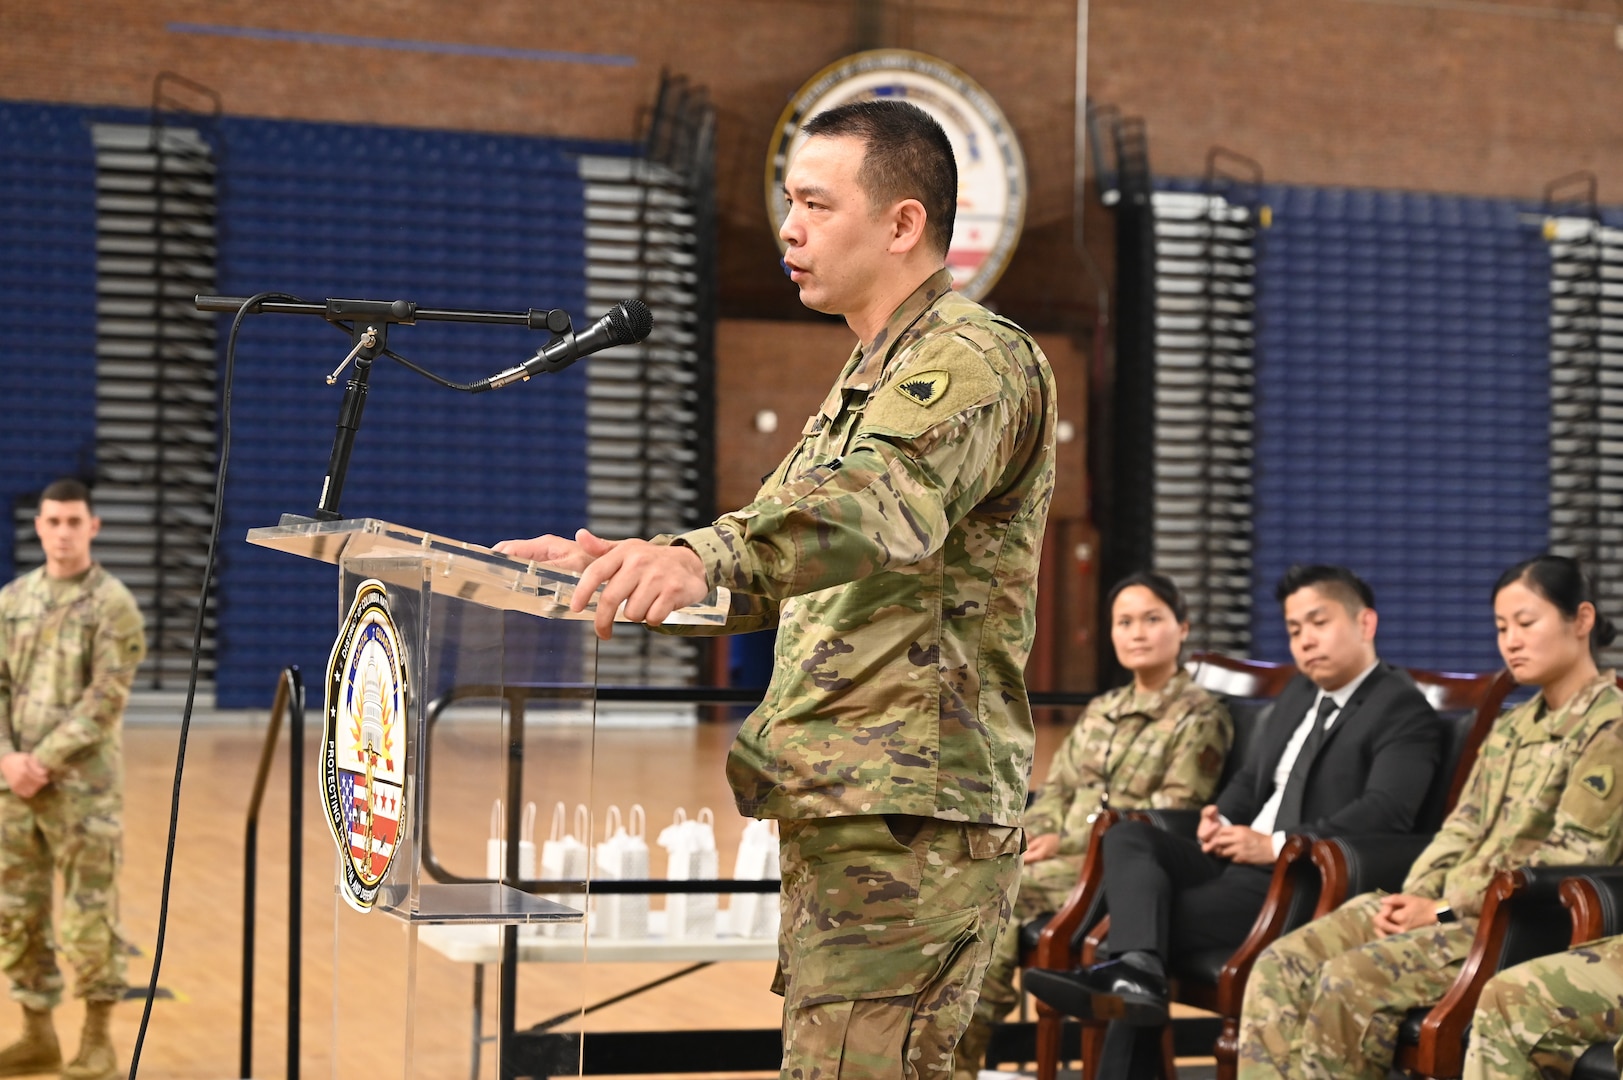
498, 99, 1058, 1078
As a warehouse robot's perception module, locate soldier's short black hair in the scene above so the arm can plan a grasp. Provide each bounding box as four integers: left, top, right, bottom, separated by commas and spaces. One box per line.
802, 100, 957, 258
1107, 571, 1189, 625
1274, 564, 1375, 614
39, 477, 93, 514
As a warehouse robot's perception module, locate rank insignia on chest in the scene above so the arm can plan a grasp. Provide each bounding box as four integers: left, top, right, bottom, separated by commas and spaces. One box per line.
895, 370, 949, 407
1581, 764, 1616, 800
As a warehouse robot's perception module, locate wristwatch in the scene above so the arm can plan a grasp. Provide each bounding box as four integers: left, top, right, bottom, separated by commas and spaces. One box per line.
1434, 902, 1457, 924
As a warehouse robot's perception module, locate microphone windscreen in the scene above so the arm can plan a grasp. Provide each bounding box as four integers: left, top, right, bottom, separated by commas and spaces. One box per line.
611, 299, 654, 344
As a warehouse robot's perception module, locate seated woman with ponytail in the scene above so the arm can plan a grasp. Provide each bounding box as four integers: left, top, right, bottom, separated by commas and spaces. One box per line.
1234, 554, 1623, 1080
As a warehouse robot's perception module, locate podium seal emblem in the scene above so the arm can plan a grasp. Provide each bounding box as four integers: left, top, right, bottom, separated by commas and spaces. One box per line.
321, 579, 409, 912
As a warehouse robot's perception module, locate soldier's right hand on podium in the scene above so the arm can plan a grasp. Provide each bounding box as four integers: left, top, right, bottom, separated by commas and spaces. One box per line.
494, 532, 596, 572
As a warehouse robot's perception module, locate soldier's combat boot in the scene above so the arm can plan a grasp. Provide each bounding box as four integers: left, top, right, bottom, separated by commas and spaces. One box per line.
0, 1005, 60, 1077
62, 1001, 117, 1080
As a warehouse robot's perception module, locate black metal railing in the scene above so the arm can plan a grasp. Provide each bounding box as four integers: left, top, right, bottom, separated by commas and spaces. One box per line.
239, 666, 304, 1080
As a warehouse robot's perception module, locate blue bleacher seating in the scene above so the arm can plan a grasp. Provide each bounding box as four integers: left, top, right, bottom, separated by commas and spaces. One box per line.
3, 99, 626, 706
1179, 179, 1555, 670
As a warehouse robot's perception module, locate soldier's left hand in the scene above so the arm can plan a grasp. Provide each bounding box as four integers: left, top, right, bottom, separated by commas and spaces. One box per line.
1207, 824, 1274, 865
1373, 892, 1440, 937
1023, 833, 1061, 863
493, 532, 596, 572
571, 531, 710, 640
0, 752, 50, 799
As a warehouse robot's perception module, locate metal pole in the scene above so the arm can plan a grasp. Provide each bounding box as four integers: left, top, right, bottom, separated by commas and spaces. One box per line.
498, 688, 526, 1079
287, 667, 305, 1080
240, 669, 292, 1079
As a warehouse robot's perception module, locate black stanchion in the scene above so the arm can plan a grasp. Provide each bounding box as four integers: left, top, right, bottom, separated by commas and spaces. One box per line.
239, 666, 304, 1080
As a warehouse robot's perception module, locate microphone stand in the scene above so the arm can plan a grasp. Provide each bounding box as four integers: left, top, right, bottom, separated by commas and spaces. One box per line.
196, 294, 573, 522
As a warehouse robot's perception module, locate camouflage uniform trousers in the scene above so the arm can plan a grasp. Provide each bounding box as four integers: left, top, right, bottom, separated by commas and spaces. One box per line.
776, 814, 1022, 1080
0, 787, 125, 1010
1235, 892, 1475, 1080
1463, 937, 1623, 1080
974, 854, 1079, 1023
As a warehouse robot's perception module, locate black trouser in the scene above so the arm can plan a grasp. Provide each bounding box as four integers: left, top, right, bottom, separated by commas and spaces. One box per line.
1100, 818, 1272, 957
1096, 819, 1273, 1078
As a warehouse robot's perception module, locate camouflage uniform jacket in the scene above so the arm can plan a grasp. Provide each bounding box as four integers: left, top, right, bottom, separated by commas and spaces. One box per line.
1024, 670, 1232, 854
677, 269, 1057, 826
1403, 671, 1623, 918
0, 563, 146, 794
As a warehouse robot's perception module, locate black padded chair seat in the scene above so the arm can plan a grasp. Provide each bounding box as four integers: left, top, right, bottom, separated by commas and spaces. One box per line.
1017, 908, 1100, 963
1397, 1006, 1429, 1044
1019, 912, 1055, 960
1574, 1043, 1620, 1080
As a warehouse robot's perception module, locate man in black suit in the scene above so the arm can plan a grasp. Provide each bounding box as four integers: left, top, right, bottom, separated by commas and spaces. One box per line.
1023, 564, 1442, 1076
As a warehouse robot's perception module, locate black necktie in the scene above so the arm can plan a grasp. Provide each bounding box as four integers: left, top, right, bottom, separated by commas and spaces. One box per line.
1274, 695, 1340, 831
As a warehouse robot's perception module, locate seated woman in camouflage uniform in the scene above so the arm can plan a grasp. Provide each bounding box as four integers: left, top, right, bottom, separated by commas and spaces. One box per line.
955, 571, 1233, 1078
1236, 554, 1623, 1080
1463, 934, 1623, 1079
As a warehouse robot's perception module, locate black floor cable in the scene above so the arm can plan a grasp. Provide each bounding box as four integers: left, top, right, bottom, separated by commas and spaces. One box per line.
126, 291, 299, 1080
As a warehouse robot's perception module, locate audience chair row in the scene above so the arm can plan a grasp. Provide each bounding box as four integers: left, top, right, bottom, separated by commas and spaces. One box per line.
1021, 653, 1519, 1080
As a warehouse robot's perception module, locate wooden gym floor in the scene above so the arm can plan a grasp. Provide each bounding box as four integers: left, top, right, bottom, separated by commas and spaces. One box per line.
0, 710, 1214, 1079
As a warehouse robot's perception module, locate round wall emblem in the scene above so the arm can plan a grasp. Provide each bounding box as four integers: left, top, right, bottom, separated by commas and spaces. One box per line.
766, 49, 1027, 302
321, 579, 410, 913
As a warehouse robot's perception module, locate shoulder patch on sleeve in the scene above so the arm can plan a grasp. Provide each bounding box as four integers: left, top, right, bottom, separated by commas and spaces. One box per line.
894, 370, 949, 407
1559, 725, 1623, 833
863, 336, 1006, 440
1581, 764, 1615, 800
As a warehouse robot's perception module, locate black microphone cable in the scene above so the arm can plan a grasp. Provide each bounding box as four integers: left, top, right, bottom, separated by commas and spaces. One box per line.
126, 291, 298, 1079
124, 289, 610, 1076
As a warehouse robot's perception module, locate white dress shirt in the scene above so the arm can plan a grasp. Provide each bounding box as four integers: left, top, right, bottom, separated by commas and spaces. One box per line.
1240, 660, 1380, 857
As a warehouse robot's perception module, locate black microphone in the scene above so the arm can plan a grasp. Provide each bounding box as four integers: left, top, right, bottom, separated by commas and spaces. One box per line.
480, 299, 653, 389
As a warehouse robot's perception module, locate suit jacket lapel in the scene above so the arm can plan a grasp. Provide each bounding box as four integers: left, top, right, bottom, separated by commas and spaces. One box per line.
1312, 663, 1386, 762
1257, 677, 1317, 801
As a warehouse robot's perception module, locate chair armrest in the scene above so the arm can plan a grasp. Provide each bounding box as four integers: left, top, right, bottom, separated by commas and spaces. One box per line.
1080, 914, 1109, 967
1032, 809, 1119, 970
1035, 807, 1215, 972
1309, 833, 1435, 918
1127, 807, 1204, 840
1212, 834, 1321, 1015
1558, 866, 1623, 945
1415, 866, 1585, 1078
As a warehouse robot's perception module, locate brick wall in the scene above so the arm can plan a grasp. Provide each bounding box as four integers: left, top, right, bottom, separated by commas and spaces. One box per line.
1092, 0, 1620, 202
4, 0, 1611, 328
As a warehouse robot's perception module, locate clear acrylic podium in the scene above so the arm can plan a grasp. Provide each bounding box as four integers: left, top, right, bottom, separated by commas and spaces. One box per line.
247, 518, 730, 1079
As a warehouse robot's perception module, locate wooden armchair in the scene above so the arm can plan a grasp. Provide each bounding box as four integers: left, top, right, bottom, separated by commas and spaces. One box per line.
1183, 651, 1297, 700
1025, 652, 1297, 1080
1384, 864, 1619, 1078
1181, 667, 1507, 1080
1558, 868, 1623, 1080
1025, 808, 1122, 1079
1031, 665, 1510, 1080
1309, 668, 1516, 918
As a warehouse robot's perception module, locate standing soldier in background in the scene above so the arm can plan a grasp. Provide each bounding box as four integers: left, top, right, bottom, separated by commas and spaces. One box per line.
499, 99, 1057, 1078
0, 479, 146, 1080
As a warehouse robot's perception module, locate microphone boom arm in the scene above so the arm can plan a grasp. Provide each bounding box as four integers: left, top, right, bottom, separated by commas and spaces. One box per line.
194, 292, 578, 522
